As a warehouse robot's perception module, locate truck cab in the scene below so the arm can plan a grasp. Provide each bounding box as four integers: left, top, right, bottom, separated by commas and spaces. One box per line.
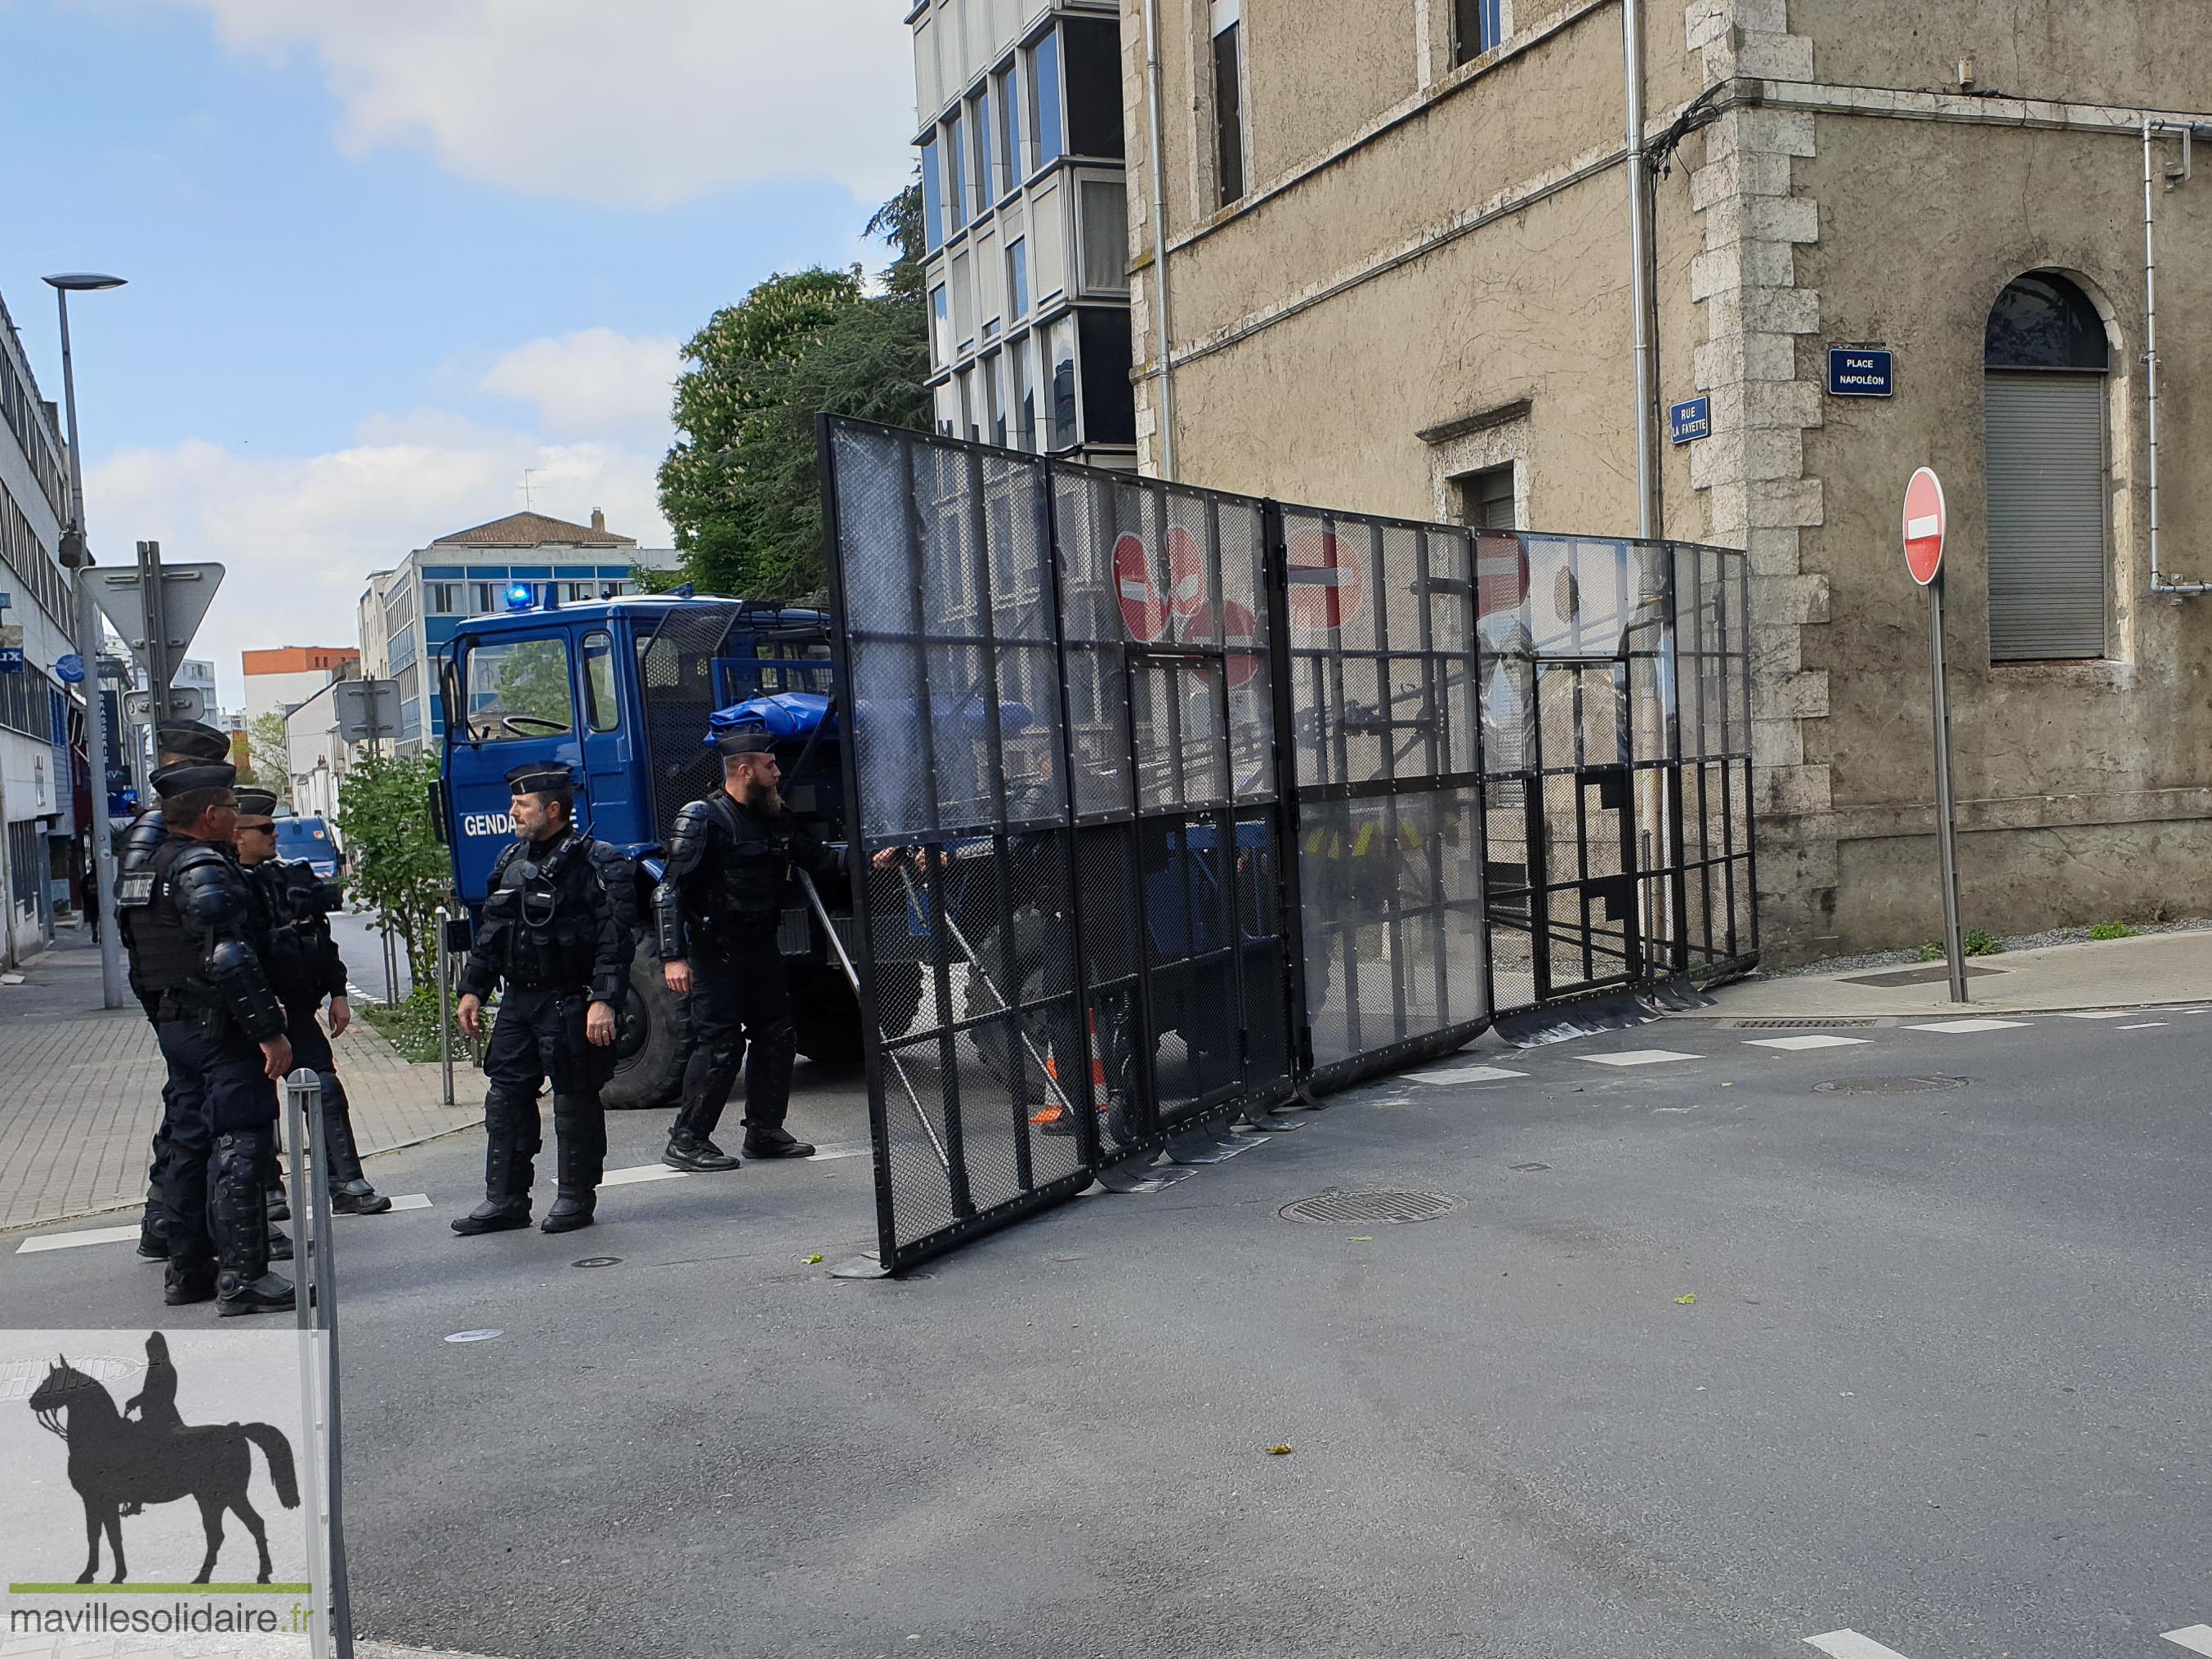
437, 591, 881, 1107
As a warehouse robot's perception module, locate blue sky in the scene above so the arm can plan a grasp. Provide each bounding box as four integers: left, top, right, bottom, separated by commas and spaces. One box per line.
1, 0, 916, 704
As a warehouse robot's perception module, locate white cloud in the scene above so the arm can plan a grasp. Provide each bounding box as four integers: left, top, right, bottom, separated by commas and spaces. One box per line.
86, 412, 671, 711
479, 329, 681, 445
170, 0, 918, 208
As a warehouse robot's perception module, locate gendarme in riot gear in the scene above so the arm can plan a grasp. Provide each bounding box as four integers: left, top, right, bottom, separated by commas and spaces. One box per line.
655, 724, 863, 1170
233, 787, 391, 1217
453, 762, 640, 1236
117, 759, 296, 1317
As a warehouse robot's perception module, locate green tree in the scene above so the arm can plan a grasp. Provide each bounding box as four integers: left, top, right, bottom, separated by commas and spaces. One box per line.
333, 749, 449, 990
658, 181, 932, 601
245, 711, 293, 806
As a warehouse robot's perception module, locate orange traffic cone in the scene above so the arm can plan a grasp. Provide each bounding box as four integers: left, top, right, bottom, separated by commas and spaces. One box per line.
1030, 1013, 1108, 1124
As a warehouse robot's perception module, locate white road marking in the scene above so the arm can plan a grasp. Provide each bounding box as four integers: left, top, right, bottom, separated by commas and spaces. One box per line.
806, 1143, 874, 1162
16, 1223, 142, 1254
1906, 1018, 2031, 1034
1806, 1631, 1913, 1659
1407, 1063, 1529, 1085
601, 1164, 689, 1187
1744, 1034, 1871, 1052
387, 1192, 432, 1211
1577, 1049, 1696, 1068
2119, 1022, 2168, 1030
2055, 1009, 2142, 1019
2162, 1625, 2212, 1655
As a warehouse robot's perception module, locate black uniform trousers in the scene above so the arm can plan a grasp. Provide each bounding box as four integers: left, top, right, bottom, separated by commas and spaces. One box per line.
480, 988, 614, 1205
671, 928, 795, 1143
283, 1010, 369, 1189
154, 1013, 278, 1258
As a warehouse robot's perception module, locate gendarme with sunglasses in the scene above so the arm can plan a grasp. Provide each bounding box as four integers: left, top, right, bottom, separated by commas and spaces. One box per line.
451, 761, 641, 1237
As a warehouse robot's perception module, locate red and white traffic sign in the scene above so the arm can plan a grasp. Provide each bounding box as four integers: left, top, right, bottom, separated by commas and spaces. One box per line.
1474, 532, 1531, 616
1163, 525, 1207, 619
1114, 533, 1168, 641
1903, 467, 1946, 587
1285, 525, 1363, 633
1181, 599, 1261, 688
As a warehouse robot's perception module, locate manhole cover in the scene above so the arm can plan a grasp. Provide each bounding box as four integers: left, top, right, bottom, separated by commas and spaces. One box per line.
571, 1256, 623, 1269
1812, 1075, 1968, 1095
1278, 1190, 1458, 1226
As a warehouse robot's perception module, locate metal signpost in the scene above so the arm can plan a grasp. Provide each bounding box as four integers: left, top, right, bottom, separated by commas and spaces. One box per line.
284, 1070, 355, 1658
1905, 467, 1966, 1003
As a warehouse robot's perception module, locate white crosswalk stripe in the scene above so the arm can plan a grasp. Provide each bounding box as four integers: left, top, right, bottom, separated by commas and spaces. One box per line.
2164, 1625, 2212, 1655
1407, 1062, 1529, 1085
1906, 1018, 2031, 1034
1745, 1034, 1870, 1052
16, 1223, 142, 1254
1805, 1631, 1911, 1659
2056, 1009, 2144, 1019
601, 1163, 690, 1187
387, 1192, 433, 1211
1578, 1049, 1696, 1068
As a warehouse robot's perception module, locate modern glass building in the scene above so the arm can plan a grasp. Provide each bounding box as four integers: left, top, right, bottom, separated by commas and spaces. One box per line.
357, 511, 677, 754
911, 0, 1136, 466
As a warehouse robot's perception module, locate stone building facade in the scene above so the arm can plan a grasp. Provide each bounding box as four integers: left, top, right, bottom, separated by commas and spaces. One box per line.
1114, 0, 2212, 960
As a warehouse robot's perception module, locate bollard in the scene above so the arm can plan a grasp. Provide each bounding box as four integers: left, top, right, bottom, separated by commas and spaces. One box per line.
436, 906, 455, 1108
284, 1069, 356, 1659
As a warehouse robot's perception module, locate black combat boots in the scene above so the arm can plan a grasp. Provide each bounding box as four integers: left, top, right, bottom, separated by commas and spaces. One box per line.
453, 1089, 536, 1236
211, 1132, 296, 1317
541, 1098, 606, 1233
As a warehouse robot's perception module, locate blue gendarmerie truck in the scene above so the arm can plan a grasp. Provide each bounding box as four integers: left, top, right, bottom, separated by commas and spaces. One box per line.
432, 589, 923, 1108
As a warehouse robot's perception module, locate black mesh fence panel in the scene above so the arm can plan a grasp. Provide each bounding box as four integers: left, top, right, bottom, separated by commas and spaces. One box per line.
634, 601, 744, 847
821, 417, 1757, 1270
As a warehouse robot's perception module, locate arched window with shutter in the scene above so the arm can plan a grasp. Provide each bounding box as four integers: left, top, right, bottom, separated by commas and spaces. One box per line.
1982, 272, 2111, 661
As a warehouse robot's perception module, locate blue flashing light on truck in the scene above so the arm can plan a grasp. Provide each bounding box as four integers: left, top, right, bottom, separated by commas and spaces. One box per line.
434, 593, 924, 1109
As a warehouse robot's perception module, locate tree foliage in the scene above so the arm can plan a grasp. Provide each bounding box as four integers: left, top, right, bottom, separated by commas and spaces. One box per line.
333, 749, 449, 990
246, 712, 293, 807
658, 182, 932, 601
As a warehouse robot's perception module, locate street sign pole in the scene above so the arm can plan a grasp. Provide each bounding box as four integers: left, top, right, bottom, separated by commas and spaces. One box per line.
1904, 466, 1967, 1004
1928, 566, 1967, 1004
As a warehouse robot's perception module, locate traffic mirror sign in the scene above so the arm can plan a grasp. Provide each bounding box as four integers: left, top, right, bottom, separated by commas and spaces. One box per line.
1904, 467, 1946, 586
1114, 534, 1167, 642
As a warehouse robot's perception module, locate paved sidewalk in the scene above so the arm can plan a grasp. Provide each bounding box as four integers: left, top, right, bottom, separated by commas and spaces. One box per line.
1695, 928, 2212, 1018
0, 923, 480, 1232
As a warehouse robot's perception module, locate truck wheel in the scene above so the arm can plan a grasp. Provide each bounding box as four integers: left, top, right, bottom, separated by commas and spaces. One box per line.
602, 938, 693, 1110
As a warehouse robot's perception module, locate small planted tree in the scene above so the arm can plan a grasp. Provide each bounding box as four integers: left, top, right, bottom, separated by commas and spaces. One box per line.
333, 749, 449, 990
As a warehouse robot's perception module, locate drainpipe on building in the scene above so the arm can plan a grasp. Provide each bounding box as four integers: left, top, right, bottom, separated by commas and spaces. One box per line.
1142, 0, 1179, 481
1621, 0, 1661, 539
2143, 118, 2212, 596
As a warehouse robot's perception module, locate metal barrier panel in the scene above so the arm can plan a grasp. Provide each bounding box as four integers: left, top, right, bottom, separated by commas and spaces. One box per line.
820, 417, 1757, 1270
1282, 508, 1492, 1085
634, 600, 744, 846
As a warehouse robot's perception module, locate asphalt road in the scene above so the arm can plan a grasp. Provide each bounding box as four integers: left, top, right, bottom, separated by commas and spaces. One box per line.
7, 1007, 2212, 1658
329, 905, 415, 1004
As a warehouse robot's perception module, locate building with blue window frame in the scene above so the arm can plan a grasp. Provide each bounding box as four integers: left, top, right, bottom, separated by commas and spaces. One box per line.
357, 510, 677, 756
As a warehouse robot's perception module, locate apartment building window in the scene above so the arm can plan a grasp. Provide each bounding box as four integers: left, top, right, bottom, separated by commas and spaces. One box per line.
1983, 271, 2111, 662
985, 352, 1008, 447
1454, 464, 1517, 530
922, 137, 945, 249
1006, 238, 1029, 320
1078, 178, 1130, 293
951, 251, 976, 348
1029, 30, 1063, 167
1048, 319, 1078, 450
947, 110, 970, 233
972, 84, 995, 217
1077, 310, 1137, 446
931, 284, 953, 366
1454, 0, 1504, 63
426, 580, 464, 615
1009, 341, 1035, 450
471, 581, 502, 615
1212, 1, 1247, 207
995, 65, 1022, 194
1062, 18, 1124, 160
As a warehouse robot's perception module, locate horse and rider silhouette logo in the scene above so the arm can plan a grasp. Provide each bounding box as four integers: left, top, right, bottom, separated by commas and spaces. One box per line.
27, 1333, 301, 1585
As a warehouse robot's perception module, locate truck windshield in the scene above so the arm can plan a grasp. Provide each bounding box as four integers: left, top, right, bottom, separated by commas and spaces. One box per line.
275, 818, 334, 861
461, 635, 574, 742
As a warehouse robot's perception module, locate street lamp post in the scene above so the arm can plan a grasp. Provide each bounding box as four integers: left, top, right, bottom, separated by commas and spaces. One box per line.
46, 272, 127, 1010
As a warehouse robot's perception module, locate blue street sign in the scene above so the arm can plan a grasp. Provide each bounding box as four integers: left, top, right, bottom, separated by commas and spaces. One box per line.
0, 648, 23, 674
1827, 347, 1894, 397
1669, 396, 1712, 445
55, 653, 86, 684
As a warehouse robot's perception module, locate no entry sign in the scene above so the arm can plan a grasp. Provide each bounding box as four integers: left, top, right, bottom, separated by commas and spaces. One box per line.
1904, 467, 1946, 587
1285, 526, 1362, 633
1181, 598, 1261, 687
1115, 533, 1168, 641
1474, 532, 1531, 616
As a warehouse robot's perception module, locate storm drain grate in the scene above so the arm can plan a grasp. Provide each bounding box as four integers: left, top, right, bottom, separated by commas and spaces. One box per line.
1813, 1075, 1968, 1095
1727, 1018, 1881, 1030
1278, 1190, 1459, 1226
